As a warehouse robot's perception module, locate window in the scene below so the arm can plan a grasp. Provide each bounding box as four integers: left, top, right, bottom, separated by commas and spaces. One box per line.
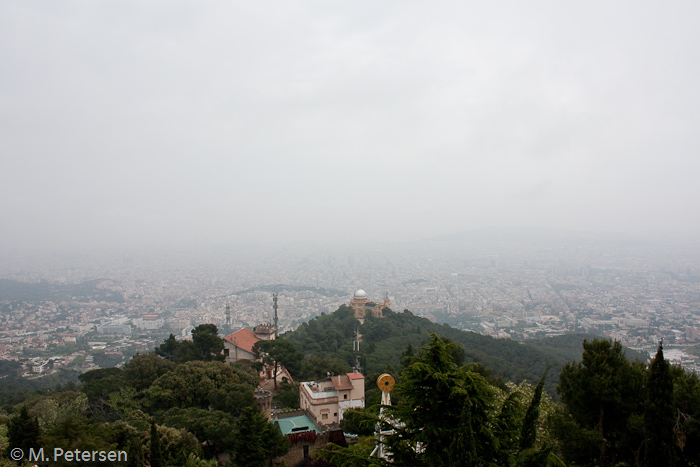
322, 413, 328, 420
344, 394, 348, 399
334, 413, 337, 416
223, 349, 229, 356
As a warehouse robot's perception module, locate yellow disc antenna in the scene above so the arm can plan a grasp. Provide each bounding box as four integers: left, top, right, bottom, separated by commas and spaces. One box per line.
377, 373, 395, 392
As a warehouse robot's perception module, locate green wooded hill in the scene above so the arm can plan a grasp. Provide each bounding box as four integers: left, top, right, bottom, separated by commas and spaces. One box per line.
2, 321, 695, 467
0, 325, 290, 467
0, 278, 125, 303
283, 305, 646, 399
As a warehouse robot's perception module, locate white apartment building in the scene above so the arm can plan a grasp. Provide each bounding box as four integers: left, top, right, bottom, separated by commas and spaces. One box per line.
300, 372, 365, 426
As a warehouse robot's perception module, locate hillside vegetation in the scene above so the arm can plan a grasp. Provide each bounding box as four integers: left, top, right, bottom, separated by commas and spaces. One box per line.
324, 334, 700, 467
1, 309, 695, 467
0, 325, 288, 467
283, 305, 645, 399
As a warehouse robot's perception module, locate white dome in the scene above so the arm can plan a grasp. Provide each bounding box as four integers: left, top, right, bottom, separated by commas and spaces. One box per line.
354, 289, 367, 298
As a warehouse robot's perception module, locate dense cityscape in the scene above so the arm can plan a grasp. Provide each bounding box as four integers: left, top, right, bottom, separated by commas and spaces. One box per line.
3, 234, 700, 379
2, 2, 699, 465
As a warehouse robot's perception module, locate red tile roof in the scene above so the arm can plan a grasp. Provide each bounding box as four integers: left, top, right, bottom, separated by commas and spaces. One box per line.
224, 328, 260, 354
331, 375, 354, 391
347, 372, 365, 380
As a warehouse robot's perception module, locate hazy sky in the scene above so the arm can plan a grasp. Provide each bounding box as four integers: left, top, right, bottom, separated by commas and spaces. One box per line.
1, 1, 699, 252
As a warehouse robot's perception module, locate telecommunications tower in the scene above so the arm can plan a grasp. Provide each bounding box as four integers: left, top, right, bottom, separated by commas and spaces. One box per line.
273, 293, 279, 338
225, 301, 231, 333
353, 323, 361, 371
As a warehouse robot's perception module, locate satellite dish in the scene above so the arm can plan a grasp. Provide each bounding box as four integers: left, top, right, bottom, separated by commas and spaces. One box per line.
377, 373, 395, 392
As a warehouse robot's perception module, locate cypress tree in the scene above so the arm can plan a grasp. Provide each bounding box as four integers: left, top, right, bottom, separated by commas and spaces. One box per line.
149, 423, 163, 467
127, 436, 145, 467
559, 339, 645, 466
6, 406, 40, 457
520, 368, 549, 451
230, 407, 268, 467
449, 402, 479, 465
644, 341, 675, 467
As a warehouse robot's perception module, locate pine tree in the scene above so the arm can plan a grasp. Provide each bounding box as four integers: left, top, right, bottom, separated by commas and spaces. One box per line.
644, 341, 675, 467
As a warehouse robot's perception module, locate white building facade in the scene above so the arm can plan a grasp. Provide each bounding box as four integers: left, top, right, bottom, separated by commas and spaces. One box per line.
300, 372, 365, 425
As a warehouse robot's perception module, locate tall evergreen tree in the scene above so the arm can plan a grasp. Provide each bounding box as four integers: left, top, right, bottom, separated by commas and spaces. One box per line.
149, 423, 163, 467
386, 334, 495, 466
126, 436, 145, 467
400, 343, 415, 369
448, 401, 478, 465
493, 390, 525, 465
520, 368, 549, 451
155, 334, 179, 361
644, 341, 676, 467
558, 339, 644, 467
6, 405, 40, 457
191, 324, 225, 362
230, 407, 289, 467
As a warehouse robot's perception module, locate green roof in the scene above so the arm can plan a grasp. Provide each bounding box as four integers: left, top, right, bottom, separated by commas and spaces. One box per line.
275, 414, 322, 435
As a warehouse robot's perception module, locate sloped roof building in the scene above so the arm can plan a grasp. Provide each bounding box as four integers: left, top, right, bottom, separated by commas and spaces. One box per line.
300, 372, 365, 426
223, 328, 260, 364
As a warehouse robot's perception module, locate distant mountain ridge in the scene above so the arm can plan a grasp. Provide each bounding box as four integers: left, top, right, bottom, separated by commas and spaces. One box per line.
232, 284, 347, 298
422, 226, 653, 246
0, 278, 124, 303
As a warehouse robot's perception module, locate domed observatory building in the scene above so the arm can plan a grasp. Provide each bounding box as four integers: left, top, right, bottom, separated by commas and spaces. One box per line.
350, 289, 390, 319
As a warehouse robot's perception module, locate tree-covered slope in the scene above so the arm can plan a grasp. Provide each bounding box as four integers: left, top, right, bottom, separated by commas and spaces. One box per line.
283, 306, 645, 399
0, 278, 124, 303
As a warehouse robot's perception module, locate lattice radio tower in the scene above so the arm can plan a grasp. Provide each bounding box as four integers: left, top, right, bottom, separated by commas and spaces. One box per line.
353, 323, 361, 371
273, 293, 279, 338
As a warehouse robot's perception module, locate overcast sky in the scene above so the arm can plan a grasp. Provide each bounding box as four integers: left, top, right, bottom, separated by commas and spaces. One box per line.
1, 1, 698, 252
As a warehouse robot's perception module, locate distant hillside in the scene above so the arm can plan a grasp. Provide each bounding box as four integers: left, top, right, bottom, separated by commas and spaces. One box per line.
0, 279, 124, 303
422, 226, 652, 246
0, 366, 80, 405
283, 305, 646, 400
233, 284, 347, 298
527, 333, 649, 363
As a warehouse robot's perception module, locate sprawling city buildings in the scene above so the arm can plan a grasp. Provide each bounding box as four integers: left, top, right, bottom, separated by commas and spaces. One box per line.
2, 238, 700, 375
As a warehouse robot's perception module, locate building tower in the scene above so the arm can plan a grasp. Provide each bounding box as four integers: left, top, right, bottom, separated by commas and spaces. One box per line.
370, 374, 395, 460
273, 292, 279, 338
350, 289, 390, 320
225, 301, 231, 333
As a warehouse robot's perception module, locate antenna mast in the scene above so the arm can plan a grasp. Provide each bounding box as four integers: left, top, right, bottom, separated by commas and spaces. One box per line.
225, 301, 231, 333
273, 293, 279, 338
353, 323, 361, 371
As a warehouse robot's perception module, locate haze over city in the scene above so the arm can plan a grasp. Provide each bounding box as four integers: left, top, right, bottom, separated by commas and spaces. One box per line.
3, 6, 700, 465
2, 1, 700, 368
1, 1, 699, 254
